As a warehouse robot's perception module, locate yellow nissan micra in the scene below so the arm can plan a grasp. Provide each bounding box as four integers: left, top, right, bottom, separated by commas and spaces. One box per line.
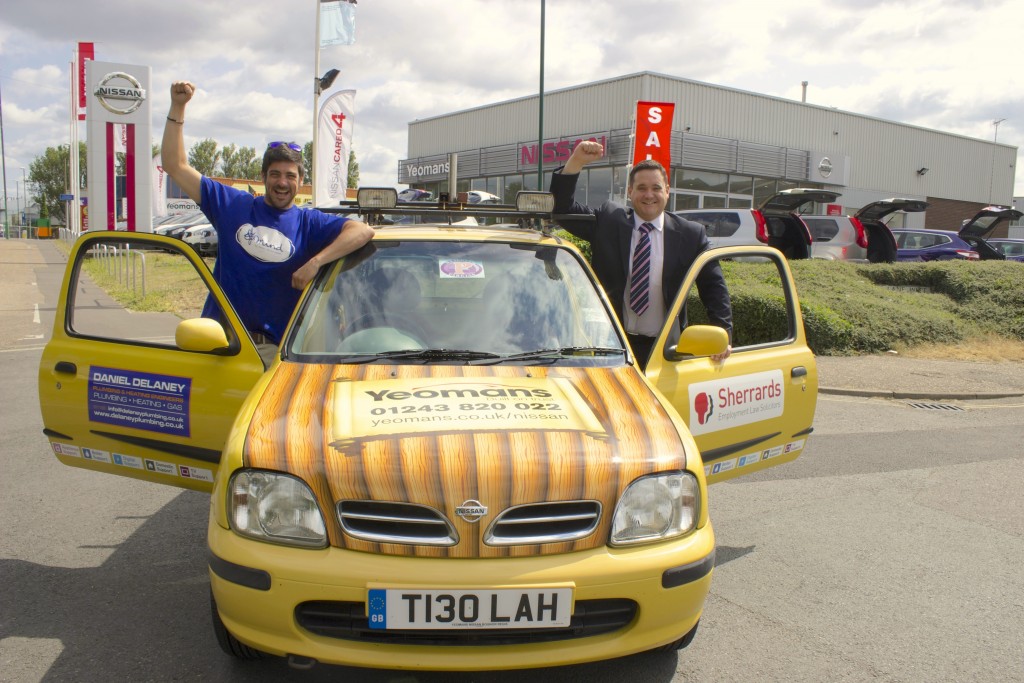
39, 190, 817, 671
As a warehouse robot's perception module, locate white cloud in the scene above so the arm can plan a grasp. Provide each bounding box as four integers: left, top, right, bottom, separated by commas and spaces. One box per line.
0, 0, 1020, 196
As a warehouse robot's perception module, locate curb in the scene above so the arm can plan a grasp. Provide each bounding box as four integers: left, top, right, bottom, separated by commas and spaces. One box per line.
820, 386, 1024, 400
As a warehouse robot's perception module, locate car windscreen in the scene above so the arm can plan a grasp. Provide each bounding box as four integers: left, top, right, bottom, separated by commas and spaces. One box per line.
287, 240, 624, 365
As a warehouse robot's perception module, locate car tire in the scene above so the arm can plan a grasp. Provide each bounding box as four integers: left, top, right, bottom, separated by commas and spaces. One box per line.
649, 620, 700, 652
210, 589, 266, 660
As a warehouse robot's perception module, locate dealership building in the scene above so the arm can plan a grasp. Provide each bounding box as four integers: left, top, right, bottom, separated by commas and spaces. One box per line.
399, 72, 1018, 234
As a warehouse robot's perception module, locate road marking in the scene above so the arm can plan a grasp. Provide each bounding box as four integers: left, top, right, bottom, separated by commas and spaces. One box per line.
33, 303, 40, 324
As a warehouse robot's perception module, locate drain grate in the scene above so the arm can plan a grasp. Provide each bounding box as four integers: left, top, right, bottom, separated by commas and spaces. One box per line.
907, 402, 965, 411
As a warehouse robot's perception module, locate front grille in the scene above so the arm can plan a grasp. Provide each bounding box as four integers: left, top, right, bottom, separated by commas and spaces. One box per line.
295, 599, 637, 645
337, 501, 458, 546
485, 501, 602, 546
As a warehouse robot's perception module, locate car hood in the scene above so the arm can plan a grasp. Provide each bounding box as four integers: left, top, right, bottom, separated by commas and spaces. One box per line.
759, 189, 841, 214
855, 198, 928, 223
959, 207, 1024, 239
242, 363, 689, 558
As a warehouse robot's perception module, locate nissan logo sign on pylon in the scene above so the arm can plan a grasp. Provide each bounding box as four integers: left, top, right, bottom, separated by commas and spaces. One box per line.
94, 71, 146, 115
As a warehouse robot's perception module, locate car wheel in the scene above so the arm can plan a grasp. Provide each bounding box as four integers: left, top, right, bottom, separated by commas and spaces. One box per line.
210, 590, 266, 660
649, 620, 700, 652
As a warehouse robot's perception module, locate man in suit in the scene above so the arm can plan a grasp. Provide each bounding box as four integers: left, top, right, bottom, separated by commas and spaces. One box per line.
550, 140, 732, 369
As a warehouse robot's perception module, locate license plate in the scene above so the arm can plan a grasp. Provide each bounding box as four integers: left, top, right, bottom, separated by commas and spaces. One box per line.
367, 588, 573, 630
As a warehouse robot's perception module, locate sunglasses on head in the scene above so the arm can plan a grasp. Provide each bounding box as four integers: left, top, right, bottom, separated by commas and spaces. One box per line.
268, 141, 301, 152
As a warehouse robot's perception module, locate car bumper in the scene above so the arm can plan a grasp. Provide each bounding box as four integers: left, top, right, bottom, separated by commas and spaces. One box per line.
208, 516, 715, 671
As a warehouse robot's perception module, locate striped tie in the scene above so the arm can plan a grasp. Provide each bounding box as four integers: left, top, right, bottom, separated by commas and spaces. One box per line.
629, 222, 653, 315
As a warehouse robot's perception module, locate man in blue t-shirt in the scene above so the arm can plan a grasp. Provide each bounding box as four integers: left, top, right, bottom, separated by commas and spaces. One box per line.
161, 80, 373, 362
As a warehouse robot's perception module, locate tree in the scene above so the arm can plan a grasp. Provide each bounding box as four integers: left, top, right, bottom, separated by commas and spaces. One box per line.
188, 138, 220, 177
302, 141, 313, 182
347, 150, 360, 189
28, 142, 87, 227
221, 144, 259, 180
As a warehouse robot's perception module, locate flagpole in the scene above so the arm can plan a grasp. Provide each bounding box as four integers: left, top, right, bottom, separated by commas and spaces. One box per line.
312, 0, 322, 206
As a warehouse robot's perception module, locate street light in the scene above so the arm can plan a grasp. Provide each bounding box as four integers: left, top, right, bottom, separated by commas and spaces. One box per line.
993, 118, 1006, 142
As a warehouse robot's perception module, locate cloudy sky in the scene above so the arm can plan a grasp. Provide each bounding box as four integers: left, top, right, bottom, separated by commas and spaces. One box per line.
1, 0, 1021, 202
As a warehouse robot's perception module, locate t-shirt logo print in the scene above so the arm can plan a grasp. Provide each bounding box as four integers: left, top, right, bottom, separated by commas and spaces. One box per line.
236, 223, 296, 263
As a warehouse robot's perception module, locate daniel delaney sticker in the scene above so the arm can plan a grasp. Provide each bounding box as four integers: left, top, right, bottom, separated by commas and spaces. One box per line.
688, 370, 784, 435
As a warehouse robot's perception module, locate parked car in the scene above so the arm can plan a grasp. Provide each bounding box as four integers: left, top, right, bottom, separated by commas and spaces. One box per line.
805, 198, 928, 264
676, 188, 839, 259
891, 229, 979, 261
397, 188, 433, 202
181, 223, 217, 255
955, 206, 1024, 261
985, 238, 1024, 262
154, 210, 209, 239
39, 188, 818, 672
892, 206, 1024, 262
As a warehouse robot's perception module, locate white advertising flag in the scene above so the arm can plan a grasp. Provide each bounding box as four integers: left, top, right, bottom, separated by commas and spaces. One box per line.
316, 89, 355, 207
152, 153, 168, 217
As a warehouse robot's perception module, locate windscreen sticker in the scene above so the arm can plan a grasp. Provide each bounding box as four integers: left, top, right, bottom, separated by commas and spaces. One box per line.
688, 370, 784, 435
438, 259, 485, 279
88, 366, 191, 437
328, 377, 603, 450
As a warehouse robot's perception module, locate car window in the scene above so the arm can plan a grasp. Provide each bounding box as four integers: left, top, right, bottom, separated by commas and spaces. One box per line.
681, 255, 792, 350
804, 218, 839, 242
288, 240, 623, 363
680, 211, 742, 237
66, 237, 225, 346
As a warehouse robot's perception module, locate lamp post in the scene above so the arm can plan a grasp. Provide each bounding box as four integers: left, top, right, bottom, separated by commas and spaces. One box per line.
537, 0, 545, 191
993, 118, 1006, 142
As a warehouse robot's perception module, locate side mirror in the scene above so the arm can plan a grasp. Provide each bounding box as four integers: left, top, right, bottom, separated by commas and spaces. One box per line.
667, 325, 729, 360
175, 318, 230, 352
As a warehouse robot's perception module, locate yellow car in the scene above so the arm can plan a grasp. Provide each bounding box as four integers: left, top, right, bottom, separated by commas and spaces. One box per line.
39, 190, 817, 671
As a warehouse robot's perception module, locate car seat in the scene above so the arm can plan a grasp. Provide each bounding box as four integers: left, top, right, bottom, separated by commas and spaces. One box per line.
344, 269, 431, 344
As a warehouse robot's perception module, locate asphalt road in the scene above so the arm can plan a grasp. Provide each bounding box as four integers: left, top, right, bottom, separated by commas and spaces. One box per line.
3, 238, 1023, 682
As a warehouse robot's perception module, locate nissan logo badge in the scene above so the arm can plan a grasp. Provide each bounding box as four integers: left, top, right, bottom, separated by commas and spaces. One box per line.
455, 500, 488, 523
94, 72, 146, 115
818, 157, 833, 178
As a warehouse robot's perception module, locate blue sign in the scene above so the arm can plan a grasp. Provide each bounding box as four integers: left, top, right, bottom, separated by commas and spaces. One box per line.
59, 193, 74, 201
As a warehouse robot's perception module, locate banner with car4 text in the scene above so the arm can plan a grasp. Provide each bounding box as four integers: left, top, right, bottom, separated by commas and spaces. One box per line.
632, 101, 675, 172
316, 89, 356, 208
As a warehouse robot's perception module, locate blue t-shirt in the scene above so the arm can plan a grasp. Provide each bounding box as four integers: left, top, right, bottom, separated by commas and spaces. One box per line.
199, 177, 347, 343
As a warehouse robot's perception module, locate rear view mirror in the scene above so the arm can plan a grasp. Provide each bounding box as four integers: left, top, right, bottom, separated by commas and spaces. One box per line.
668, 325, 729, 359
176, 318, 230, 352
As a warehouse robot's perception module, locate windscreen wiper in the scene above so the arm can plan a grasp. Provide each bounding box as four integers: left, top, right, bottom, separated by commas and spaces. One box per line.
468, 346, 625, 366
337, 349, 502, 364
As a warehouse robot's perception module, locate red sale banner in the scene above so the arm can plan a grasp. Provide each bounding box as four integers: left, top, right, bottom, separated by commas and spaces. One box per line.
77, 42, 94, 121
632, 101, 675, 170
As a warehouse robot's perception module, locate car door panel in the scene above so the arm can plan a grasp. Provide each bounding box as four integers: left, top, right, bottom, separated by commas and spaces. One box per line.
646, 246, 818, 484
39, 232, 266, 493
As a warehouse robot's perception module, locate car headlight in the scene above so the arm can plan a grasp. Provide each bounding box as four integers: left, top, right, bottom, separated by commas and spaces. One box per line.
610, 471, 699, 546
229, 470, 327, 548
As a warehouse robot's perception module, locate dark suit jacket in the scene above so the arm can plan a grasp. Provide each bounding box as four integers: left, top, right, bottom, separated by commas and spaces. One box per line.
550, 170, 732, 341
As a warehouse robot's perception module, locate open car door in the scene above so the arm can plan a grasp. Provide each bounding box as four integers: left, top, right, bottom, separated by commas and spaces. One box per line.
38, 232, 266, 493
645, 245, 818, 483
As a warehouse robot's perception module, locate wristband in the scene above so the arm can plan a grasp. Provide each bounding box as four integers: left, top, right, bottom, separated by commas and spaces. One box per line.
166, 116, 184, 124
